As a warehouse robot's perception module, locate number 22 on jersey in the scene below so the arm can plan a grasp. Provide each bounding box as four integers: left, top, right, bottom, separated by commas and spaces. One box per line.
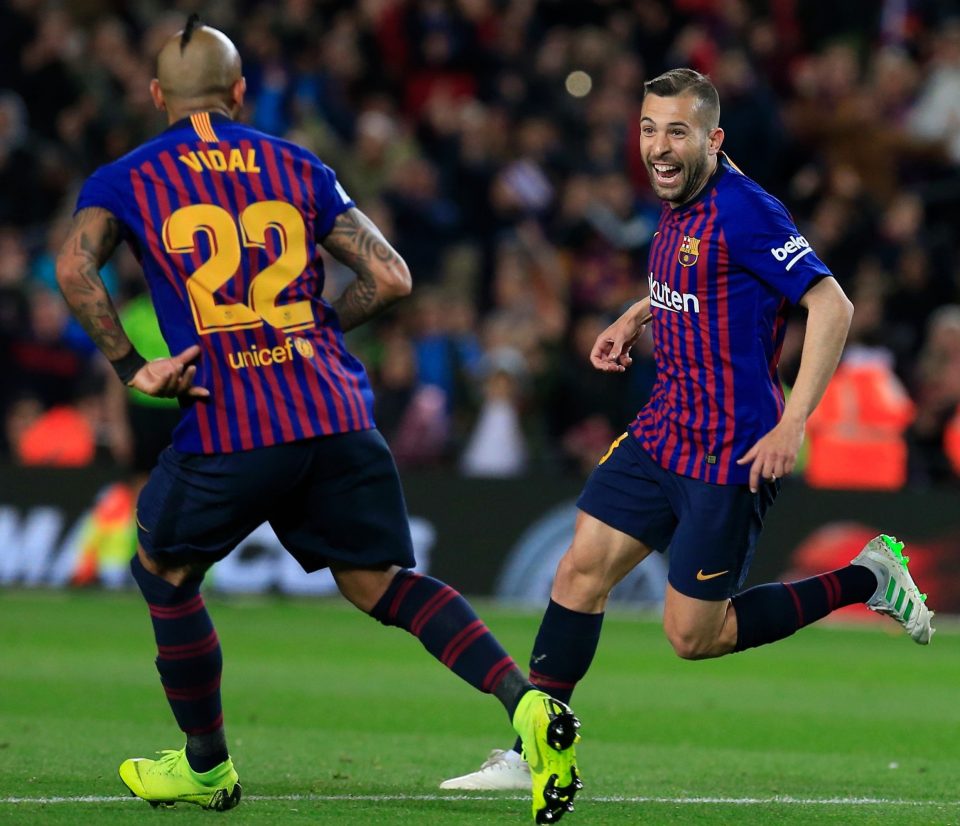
162, 200, 314, 335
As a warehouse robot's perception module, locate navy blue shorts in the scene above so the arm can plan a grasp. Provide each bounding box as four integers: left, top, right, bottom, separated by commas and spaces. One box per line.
136, 429, 415, 572
576, 433, 778, 600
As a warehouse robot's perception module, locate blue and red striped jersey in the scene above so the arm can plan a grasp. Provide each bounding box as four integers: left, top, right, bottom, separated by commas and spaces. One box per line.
630, 153, 831, 485
75, 112, 375, 454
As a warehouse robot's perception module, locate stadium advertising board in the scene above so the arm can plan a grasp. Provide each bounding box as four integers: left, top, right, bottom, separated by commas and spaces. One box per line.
1, 467, 959, 613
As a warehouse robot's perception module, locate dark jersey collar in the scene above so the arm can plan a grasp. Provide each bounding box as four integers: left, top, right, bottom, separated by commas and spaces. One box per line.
163, 111, 234, 134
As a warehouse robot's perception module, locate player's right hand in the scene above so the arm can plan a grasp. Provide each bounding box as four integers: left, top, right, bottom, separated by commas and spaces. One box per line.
591, 334, 634, 372
590, 302, 652, 373
128, 344, 210, 400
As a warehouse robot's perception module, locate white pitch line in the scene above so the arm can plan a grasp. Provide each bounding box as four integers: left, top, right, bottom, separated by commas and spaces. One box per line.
1, 794, 958, 806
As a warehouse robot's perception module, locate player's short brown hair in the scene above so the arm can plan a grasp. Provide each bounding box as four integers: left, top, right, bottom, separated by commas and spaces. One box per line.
643, 68, 720, 130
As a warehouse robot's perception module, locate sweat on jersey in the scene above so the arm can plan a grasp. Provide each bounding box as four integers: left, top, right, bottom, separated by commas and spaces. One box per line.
76, 111, 374, 454
630, 153, 831, 486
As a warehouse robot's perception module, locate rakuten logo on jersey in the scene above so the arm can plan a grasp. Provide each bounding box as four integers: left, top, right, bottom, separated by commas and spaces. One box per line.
648, 273, 700, 314
770, 235, 814, 271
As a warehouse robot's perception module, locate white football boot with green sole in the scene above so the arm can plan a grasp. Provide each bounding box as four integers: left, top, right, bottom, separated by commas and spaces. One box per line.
851, 534, 934, 644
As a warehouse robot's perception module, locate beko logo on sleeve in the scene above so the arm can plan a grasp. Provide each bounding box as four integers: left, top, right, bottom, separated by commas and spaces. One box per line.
770, 235, 813, 270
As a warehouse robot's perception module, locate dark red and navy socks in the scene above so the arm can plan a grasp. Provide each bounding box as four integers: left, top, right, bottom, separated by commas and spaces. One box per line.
510, 599, 603, 753
370, 569, 530, 717
731, 564, 879, 652
130, 554, 228, 772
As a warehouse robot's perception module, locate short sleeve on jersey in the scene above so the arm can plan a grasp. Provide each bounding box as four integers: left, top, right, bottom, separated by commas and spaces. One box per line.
724, 187, 832, 305
312, 161, 355, 238
75, 166, 125, 219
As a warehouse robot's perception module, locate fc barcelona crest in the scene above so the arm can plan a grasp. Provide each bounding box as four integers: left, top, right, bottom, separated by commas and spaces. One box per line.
678, 235, 700, 267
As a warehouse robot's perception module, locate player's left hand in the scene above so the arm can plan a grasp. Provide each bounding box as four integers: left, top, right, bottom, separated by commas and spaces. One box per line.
127, 345, 211, 400
736, 417, 805, 493
590, 301, 652, 373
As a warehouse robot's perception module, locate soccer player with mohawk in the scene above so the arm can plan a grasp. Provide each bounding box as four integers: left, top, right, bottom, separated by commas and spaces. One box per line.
442, 67, 934, 792
56, 16, 580, 824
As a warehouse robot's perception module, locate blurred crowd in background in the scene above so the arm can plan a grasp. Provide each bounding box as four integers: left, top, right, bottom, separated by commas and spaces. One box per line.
3, 0, 960, 488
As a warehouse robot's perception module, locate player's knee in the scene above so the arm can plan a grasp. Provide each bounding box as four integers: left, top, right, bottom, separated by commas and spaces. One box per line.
663, 619, 720, 660
132, 546, 205, 590
665, 629, 713, 660
333, 563, 399, 613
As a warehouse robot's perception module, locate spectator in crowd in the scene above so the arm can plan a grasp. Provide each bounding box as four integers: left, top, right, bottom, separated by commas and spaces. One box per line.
908, 305, 960, 483
460, 346, 530, 478
908, 21, 960, 165
804, 342, 915, 490
2, 392, 42, 462
16, 369, 108, 467
0, 92, 45, 227
10, 285, 95, 410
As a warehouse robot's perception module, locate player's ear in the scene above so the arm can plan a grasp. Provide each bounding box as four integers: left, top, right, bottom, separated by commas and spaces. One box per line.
230, 77, 246, 113
149, 79, 166, 112
707, 126, 724, 157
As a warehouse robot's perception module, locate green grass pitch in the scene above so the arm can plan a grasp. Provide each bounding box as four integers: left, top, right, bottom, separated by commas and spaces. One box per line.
1, 589, 957, 825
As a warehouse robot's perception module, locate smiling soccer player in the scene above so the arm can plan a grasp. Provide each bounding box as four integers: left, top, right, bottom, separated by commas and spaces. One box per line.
441, 67, 933, 793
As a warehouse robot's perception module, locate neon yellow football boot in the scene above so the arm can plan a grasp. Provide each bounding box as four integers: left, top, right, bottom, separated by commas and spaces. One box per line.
119, 747, 241, 810
512, 690, 582, 824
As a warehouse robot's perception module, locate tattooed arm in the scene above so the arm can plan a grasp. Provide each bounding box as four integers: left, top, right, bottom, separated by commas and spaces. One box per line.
56, 207, 209, 398
55, 207, 130, 360
321, 208, 412, 332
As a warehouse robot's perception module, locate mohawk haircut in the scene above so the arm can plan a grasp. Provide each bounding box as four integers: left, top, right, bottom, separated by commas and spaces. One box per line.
643, 68, 720, 130
180, 13, 202, 54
